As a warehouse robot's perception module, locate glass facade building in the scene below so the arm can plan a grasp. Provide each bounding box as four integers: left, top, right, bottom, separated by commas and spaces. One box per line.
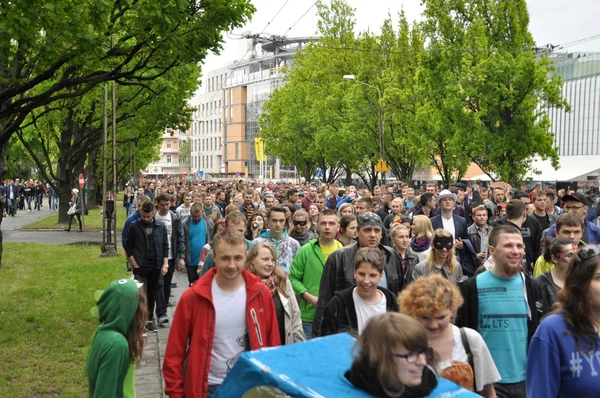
224, 36, 316, 179
548, 53, 600, 156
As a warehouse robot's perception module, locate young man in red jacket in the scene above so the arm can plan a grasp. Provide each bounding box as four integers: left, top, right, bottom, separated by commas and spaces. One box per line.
162, 228, 281, 398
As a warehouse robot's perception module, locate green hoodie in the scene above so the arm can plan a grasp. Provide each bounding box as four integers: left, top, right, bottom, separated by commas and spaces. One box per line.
86, 279, 139, 398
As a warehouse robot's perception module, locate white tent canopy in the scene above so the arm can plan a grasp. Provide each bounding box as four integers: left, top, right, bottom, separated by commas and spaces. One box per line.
525, 155, 600, 182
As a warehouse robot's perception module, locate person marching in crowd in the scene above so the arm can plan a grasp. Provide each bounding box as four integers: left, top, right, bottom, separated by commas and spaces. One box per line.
183, 202, 215, 285
534, 238, 577, 306
399, 275, 500, 396
313, 212, 404, 337
320, 247, 399, 336
289, 209, 343, 339
162, 229, 280, 398
254, 206, 301, 274
527, 244, 600, 397
245, 242, 305, 344
456, 224, 548, 398
408, 229, 464, 285
338, 214, 357, 247
390, 224, 419, 285
409, 215, 434, 262
125, 201, 169, 333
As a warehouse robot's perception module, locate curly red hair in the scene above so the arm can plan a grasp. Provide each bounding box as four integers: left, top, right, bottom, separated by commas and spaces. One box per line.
398, 274, 464, 317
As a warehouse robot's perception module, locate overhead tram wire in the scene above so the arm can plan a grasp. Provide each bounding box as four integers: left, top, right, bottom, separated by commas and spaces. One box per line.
281, 1, 318, 38
555, 32, 600, 50
206, 0, 293, 103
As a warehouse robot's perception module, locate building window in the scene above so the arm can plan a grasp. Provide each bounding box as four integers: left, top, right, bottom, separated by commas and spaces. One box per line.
167, 141, 171, 149
167, 154, 172, 163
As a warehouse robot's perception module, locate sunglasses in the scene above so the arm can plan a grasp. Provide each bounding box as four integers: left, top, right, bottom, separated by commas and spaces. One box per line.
293, 220, 308, 226
393, 347, 434, 363
573, 244, 600, 268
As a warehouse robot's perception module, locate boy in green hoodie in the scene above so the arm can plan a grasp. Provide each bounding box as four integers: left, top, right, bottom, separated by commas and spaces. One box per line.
85, 278, 147, 398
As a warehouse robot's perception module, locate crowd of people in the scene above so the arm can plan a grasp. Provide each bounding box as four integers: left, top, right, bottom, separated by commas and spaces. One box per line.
86, 178, 600, 398
1, 178, 59, 216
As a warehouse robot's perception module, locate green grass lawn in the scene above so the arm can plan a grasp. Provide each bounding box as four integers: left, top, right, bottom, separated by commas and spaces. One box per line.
21, 209, 124, 232
0, 243, 127, 397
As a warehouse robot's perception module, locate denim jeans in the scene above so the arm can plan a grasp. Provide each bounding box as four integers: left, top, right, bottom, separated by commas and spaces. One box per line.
51, 196, 58, 211
26, 196, 32, 210
302, 322, 313, 340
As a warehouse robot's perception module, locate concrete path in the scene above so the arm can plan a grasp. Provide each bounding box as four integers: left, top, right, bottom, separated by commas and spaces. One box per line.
136, 269, 188, 397
2, 203, 54, 230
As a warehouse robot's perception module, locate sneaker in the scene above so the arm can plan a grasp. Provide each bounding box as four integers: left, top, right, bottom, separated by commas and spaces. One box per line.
144, 322, 157, 333
157, 315, 169, 326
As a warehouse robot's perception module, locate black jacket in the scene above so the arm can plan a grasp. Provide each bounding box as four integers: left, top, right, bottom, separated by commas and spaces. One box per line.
345, 357, 437, 398
467, 223, 493, 268
321, 286, 398, 337
313, 242, 404, 337
455, 271, 548, 345
125, 218, 169, 273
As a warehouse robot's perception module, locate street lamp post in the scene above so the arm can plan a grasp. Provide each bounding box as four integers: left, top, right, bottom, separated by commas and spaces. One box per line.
343, 75, 385, 186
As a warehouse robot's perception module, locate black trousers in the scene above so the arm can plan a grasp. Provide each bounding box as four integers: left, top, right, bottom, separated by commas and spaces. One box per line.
186, 265, 199, 286
134, 268, 163, 322
157, 259, 175, 317
68, 214, 82, 230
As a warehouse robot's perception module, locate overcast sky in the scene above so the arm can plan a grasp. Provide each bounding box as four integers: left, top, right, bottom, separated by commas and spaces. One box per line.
202, 0, 600, 76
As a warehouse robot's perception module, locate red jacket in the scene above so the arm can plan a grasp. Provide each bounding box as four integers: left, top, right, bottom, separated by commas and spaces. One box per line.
162, 268, 281, 397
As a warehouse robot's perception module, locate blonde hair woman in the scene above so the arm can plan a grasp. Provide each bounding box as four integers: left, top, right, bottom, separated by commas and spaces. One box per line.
245, 243, 305, 345
408, 229, 464, 285
337, 202, 355, 218
408, 215, 434, 262
399, 275, 500, 396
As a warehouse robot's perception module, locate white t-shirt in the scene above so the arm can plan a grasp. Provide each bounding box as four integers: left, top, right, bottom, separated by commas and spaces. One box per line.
155, 211, 173, 259
176, 204, 191, 223
352, 287, 387, 335
208, 279, 247, 385
437, 325, 501, 392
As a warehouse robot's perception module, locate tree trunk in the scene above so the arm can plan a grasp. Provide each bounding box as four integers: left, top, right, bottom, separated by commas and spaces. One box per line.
86, 147, 99, 208
344, 167, 353, 187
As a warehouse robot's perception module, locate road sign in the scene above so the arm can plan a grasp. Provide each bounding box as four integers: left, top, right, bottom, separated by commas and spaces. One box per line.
79, 173, 85, 189
375, 158, 389, 173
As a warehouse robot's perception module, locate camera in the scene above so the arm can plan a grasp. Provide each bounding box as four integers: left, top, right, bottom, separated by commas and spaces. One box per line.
252, 221, 260, 229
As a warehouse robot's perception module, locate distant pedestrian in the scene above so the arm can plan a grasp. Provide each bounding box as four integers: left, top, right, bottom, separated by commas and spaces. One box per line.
64, 189, 83, 233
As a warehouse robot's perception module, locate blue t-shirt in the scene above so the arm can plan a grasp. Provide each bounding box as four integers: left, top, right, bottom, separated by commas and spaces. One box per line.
527, 313, 600, 398
189, 219, 206, 267
476, 270, 529, 383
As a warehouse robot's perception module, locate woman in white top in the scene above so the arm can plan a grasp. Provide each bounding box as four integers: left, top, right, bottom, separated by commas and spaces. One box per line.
399, 274, 500, 397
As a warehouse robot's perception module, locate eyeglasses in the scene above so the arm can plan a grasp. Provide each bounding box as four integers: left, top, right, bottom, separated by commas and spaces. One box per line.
393, 347, 433, 363
565, 205, 586, 211
293, 220, 308, 226
573, 245, 600, 268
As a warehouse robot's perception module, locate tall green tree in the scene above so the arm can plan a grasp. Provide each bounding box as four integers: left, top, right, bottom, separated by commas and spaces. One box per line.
418, 0, 568, 184
17, 63, 199, 222
0, 0, 254, 177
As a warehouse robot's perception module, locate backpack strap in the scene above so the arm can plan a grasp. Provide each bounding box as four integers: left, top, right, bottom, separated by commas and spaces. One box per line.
460, 327, 477, 392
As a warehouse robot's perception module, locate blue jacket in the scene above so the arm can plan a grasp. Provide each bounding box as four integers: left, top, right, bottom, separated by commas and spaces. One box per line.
121, 211, 141, 247
546, 218, 600, 244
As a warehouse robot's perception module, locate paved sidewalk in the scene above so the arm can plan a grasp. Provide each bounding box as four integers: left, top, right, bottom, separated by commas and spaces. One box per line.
136, 269, 189, 397
2, 204, 54, 230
